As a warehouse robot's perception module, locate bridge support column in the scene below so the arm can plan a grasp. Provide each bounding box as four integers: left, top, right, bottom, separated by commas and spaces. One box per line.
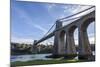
32, 40, 38, 54
53, 20, 65, 57
53, 31, 60, 56
78, 28, 93, 60
65, 32, 77, 59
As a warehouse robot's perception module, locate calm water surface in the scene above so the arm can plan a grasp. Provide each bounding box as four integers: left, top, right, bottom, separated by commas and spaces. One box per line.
11, 54, 52, 62
11, 51, 95, 62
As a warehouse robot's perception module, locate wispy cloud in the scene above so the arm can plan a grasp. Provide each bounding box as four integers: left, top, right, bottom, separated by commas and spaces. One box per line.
45, 3, 94, 21
61, 5, 94, 19
46, 3, 56, 10
14, 7, 48, 35
34, 24, 47, 34
61, 5, 95, 27
14, 6, 34, 26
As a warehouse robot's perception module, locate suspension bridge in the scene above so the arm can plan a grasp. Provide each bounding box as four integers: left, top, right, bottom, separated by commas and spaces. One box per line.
33, 6, 95, 60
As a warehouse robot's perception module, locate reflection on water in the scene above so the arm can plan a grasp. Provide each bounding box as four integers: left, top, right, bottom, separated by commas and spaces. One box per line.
11, 51, 95, 62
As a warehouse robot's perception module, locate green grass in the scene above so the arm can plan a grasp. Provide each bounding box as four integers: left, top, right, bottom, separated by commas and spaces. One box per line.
11, 59, 88, 67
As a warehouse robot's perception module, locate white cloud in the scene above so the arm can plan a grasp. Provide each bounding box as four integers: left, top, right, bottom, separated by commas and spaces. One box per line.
89, 37, 95, 44
70, 5, 95, 18
47, 3, 56, 10
61, 5, 95, 28
60, 5, 95, 23
62, 5, 77, 13
45, 3, 94, 24
11, 37, 34, 44
71, 5, 89, 13
62, 5, 93, 16
39, 37, 54, 45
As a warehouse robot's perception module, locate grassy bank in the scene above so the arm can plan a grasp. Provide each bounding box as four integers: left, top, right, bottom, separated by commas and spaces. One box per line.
11, 59, 92, 67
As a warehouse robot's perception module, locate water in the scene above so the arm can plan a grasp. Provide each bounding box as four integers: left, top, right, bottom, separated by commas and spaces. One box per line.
11, 54, 52, 62
11, 51, 95, 62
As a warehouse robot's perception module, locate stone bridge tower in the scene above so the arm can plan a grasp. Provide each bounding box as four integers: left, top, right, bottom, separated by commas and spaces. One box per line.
53, 20, 77, 58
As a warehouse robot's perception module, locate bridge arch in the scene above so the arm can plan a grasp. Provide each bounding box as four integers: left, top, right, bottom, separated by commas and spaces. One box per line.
68, 25, 77, 37
81, 17, 95, 32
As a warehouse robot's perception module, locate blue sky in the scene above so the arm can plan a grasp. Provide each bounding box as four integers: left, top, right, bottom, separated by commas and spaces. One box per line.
11, 0, 95, 44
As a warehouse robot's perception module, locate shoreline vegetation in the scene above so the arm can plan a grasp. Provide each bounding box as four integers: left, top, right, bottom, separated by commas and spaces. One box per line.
11, 42, 95, 55
11, 42, 53, 55
11, 59, 95, 66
